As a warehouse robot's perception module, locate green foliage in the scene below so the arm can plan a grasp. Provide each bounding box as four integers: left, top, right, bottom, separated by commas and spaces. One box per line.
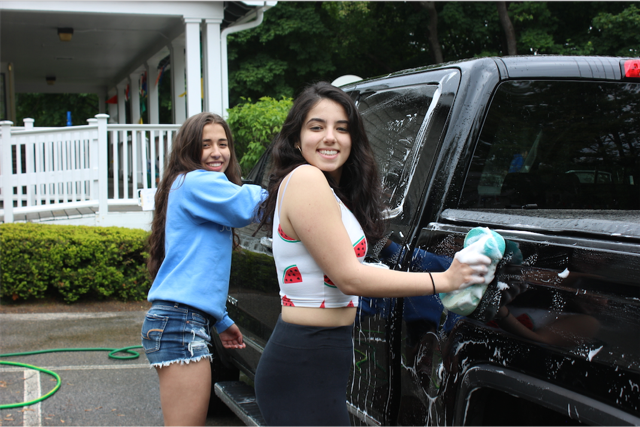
226, 1, 639, 108
231, 56, 291, 100
508, 2, 634, 56
439, 2, 503, 59
15, 67, 173, 126
14, 2, 640, 127
230, 249, 278, 294
228, 2, 335, 106
159, 67, 174, 124
227, 96, 292, 175
0, 223, 150, 304
324, 2, 433, 76
590, 4, 640, 56
518, 28, 557, 55
509, 2, 558, 54
16, 93, 99, 127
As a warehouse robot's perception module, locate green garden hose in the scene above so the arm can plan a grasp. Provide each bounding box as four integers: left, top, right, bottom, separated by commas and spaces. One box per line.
0, 345, 143, 409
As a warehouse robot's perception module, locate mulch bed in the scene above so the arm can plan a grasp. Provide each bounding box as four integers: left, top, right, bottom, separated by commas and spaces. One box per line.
0, 296, 152, 314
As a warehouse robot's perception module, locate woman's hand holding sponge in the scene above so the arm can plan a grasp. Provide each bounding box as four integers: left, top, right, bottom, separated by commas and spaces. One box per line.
440, 227, 506, 316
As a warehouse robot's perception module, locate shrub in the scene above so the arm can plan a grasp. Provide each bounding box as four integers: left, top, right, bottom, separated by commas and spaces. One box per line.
227, 96, 293, 175
0, 223, 150, 304
230, 249, 278, 294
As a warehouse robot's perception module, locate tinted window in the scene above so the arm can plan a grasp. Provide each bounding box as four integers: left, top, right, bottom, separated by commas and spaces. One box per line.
460, 80, 640, 211
357, 85, 438, 215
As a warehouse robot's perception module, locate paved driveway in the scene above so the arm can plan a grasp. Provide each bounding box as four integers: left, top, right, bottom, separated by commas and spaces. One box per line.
0, 311, 243, 426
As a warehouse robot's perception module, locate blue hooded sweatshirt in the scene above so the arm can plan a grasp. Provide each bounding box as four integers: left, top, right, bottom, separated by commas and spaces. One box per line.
148, 170, 267, 333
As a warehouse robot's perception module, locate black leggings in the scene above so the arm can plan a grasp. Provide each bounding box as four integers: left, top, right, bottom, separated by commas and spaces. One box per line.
254, 315, 354, 426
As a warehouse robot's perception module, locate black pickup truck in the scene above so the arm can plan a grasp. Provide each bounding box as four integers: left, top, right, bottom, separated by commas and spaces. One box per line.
212, 56, 640, 426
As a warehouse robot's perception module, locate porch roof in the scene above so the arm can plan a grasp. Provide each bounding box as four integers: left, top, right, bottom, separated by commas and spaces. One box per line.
0, 1, 266, 95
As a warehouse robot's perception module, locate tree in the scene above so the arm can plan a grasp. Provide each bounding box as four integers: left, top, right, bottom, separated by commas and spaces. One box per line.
507, 2, 629, 56
324, 2, 432, 77
438, 2, 504, 59
16, 2, 639, 129
497, 2, 517, 55
421, 2, 443, 64
589, 4, 640, 57
14, 66, 171, 126
227, 2, 436, 104
227, 2, 335, 106
506, 2, 557, 55
546, 2, 628, 55
226, 96, 293, 175
158, 67, 173, 124
16, 93, 99, 127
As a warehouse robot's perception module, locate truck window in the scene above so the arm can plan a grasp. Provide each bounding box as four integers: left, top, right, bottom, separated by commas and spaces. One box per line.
460, 80, 640, 212
357, 84, 439, 216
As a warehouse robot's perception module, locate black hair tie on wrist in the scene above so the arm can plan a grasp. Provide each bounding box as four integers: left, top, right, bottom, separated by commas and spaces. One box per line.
427, 271, 436, 295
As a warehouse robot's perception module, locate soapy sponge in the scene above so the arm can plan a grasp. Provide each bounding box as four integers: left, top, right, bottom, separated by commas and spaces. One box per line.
439, 227, 506, 316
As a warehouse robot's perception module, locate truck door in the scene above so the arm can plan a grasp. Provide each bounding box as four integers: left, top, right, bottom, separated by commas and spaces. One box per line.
417, 78, 640, 425
345, 69, 461, 425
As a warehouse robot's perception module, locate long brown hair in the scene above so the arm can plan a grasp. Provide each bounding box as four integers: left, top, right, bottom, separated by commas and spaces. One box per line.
256, 82, 386, 244
147, 112, 243, 280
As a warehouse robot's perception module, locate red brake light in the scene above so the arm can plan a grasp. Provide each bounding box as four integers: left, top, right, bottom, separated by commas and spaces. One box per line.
624, 59, 640, 78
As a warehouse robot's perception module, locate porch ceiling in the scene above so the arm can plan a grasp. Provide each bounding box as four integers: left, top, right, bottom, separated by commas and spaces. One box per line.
0, 1, 259, 95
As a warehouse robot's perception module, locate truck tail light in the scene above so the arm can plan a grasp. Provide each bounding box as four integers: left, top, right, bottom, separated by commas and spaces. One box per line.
623, 59, 640, 78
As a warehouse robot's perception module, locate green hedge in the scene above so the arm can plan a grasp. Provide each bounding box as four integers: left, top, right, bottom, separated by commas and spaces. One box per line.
230, 249, 278, 294
0, 223, 150, 304
227, 96, 293, 175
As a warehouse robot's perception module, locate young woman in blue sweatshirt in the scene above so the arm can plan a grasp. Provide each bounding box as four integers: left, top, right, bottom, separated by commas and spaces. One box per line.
141, 112, 266, 426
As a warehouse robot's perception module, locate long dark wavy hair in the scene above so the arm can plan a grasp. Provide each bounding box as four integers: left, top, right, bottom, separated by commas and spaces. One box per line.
256, 81, 386, 244
147, 112, 243, 280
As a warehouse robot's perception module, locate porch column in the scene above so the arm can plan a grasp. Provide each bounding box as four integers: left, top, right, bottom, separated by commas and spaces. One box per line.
170, 36, 187, 124
95, 114, 110, 223
184, 17, 203, 117
202, 18, 223, 116
117, 82, 127, 124
146, 59, 161, 124
1, 121, 14, 223
129, 72, 141, 124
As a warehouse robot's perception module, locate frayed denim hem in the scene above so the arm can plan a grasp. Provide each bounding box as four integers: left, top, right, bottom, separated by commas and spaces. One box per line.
150, 354, 213, 369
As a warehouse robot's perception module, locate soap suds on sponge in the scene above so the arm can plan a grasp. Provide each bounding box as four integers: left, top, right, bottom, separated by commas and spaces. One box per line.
440, 227, 506, 316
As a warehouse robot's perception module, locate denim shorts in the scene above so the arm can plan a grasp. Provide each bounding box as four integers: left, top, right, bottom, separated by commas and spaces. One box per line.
141, 300, 215, 368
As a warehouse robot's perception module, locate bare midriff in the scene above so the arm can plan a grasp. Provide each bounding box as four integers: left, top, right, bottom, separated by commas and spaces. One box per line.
281, 305, 357, 327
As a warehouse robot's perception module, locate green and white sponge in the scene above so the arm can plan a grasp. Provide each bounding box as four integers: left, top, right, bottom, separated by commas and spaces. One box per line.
439, 227, 506, 316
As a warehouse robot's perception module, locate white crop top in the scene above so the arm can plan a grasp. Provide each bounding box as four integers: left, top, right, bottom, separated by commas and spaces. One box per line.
273, 166, 367, 308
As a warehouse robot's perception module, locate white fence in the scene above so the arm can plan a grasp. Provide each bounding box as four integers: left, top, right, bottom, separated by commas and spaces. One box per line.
0, 115, 180, 224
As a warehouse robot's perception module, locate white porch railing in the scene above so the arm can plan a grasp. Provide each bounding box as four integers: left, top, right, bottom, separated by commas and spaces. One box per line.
0, 115, 180, 224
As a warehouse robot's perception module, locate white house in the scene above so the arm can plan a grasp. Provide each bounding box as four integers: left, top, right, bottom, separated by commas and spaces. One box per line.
0, 1, 276, 124
0, 1, 276, 229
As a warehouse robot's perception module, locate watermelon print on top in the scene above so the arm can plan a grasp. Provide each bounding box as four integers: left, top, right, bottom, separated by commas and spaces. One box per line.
353, 237, 367, 258
283, 265, 303, 284
324, 275, 336, 288
282, 295, 295, 307
272, 166, 365, 309
278, 224, 300, 242
323, 237, 367, 288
